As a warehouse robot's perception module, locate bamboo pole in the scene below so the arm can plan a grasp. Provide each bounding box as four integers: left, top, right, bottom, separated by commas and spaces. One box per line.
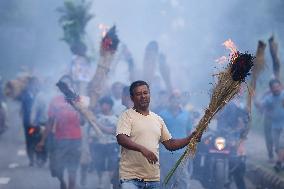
269, 36, 281, 80
246, 40, 266, 113
88, 26, 119, 108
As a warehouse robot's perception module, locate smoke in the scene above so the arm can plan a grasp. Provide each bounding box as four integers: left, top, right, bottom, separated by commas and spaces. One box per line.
1, 1, 284, 188
0, 0, 284, 107
0, 0, 70, 81
86, 0, 282, 107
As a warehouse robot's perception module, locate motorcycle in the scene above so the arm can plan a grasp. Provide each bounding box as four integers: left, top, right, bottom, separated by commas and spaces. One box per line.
192, 128, 245, 189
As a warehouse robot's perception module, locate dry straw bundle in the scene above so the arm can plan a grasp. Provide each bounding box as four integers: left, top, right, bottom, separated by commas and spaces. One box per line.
246, 40, 266, 114
164, 47, 254, 185
88, 26, 119, 108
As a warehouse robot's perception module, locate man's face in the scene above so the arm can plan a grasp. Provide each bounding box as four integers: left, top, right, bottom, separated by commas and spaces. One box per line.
169, 96, 182, 109
270, 83, 282, 96
131, 85, 150, 110
100, 103, 112, 114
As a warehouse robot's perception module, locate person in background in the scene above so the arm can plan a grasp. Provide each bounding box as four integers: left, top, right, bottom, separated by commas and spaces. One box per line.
121, 86, 133, 109
69, 42, 94, 95
89, 96, 118, 189
30, 78, 49, 167
159, 92, 193, 188
19, 76, 40, 166
37, 75, 82, 189
111, 82, 126, 116
255, 79, 284, 170
153, 90, 169, 114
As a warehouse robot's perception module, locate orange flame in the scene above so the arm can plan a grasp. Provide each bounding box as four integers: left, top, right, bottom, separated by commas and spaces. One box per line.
215, 39, 239, 65
223, 39, 238, 62
98, 23, 109, 37
28, 128, 36, 135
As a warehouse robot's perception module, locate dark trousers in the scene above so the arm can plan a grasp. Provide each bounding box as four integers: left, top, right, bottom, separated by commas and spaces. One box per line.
24, 126, 47, 165
272, 128, 283, 154
264, 120, 274, 159
24, 126, 36, 163
229, 156, 246, 189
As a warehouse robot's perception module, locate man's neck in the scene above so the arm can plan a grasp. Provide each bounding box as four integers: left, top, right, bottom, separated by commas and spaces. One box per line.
133, 106, 149, 116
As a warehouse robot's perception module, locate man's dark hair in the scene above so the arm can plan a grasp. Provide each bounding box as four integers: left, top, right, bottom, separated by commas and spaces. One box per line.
99, 96, 114, 107
129, 80, 150, 96
269, 79, 281, 88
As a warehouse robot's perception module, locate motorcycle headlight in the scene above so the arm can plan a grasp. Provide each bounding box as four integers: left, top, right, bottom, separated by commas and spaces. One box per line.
214, 137, 226, 151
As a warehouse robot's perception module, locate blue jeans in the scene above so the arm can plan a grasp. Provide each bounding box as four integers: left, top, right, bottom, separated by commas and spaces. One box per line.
120, 179, 160, 189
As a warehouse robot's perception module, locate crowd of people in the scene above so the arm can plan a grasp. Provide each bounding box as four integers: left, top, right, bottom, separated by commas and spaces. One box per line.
18, 77, 197, 189
0, 40, 284, 189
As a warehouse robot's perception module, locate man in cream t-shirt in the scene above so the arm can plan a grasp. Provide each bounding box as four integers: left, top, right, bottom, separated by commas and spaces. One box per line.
116, 80, 197, 189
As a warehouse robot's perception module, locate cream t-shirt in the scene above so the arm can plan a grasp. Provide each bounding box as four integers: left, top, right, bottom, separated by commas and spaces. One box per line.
116, 108, 172, 181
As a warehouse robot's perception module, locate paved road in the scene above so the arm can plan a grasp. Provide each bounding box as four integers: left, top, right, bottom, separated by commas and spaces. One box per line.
0, 101, 60, 189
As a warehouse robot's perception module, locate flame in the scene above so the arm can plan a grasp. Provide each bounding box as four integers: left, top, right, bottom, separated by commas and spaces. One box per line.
223, 39, 238, 55
28, 128, 36, 135
98, 23, 109, 37
223, 39, 239, 62
215, 39, 239, 65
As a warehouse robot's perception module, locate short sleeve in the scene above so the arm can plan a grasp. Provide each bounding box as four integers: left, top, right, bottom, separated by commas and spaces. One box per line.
159, 117, 172, 142
116, 112, 132, 137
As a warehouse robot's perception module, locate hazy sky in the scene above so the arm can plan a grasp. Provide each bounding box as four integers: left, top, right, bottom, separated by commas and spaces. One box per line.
0, 0, 283, 106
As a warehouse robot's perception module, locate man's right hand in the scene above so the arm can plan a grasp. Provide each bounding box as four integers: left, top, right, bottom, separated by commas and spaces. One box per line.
117, 134, 158, 164
140, 147, 158, 164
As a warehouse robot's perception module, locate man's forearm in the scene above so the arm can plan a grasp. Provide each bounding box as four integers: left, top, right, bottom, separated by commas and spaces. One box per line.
40, 125, 51, 143
40, 118, 53, 143
163, 135, 192, 151
117, 134, 158, 163
117, 134, 145, 153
